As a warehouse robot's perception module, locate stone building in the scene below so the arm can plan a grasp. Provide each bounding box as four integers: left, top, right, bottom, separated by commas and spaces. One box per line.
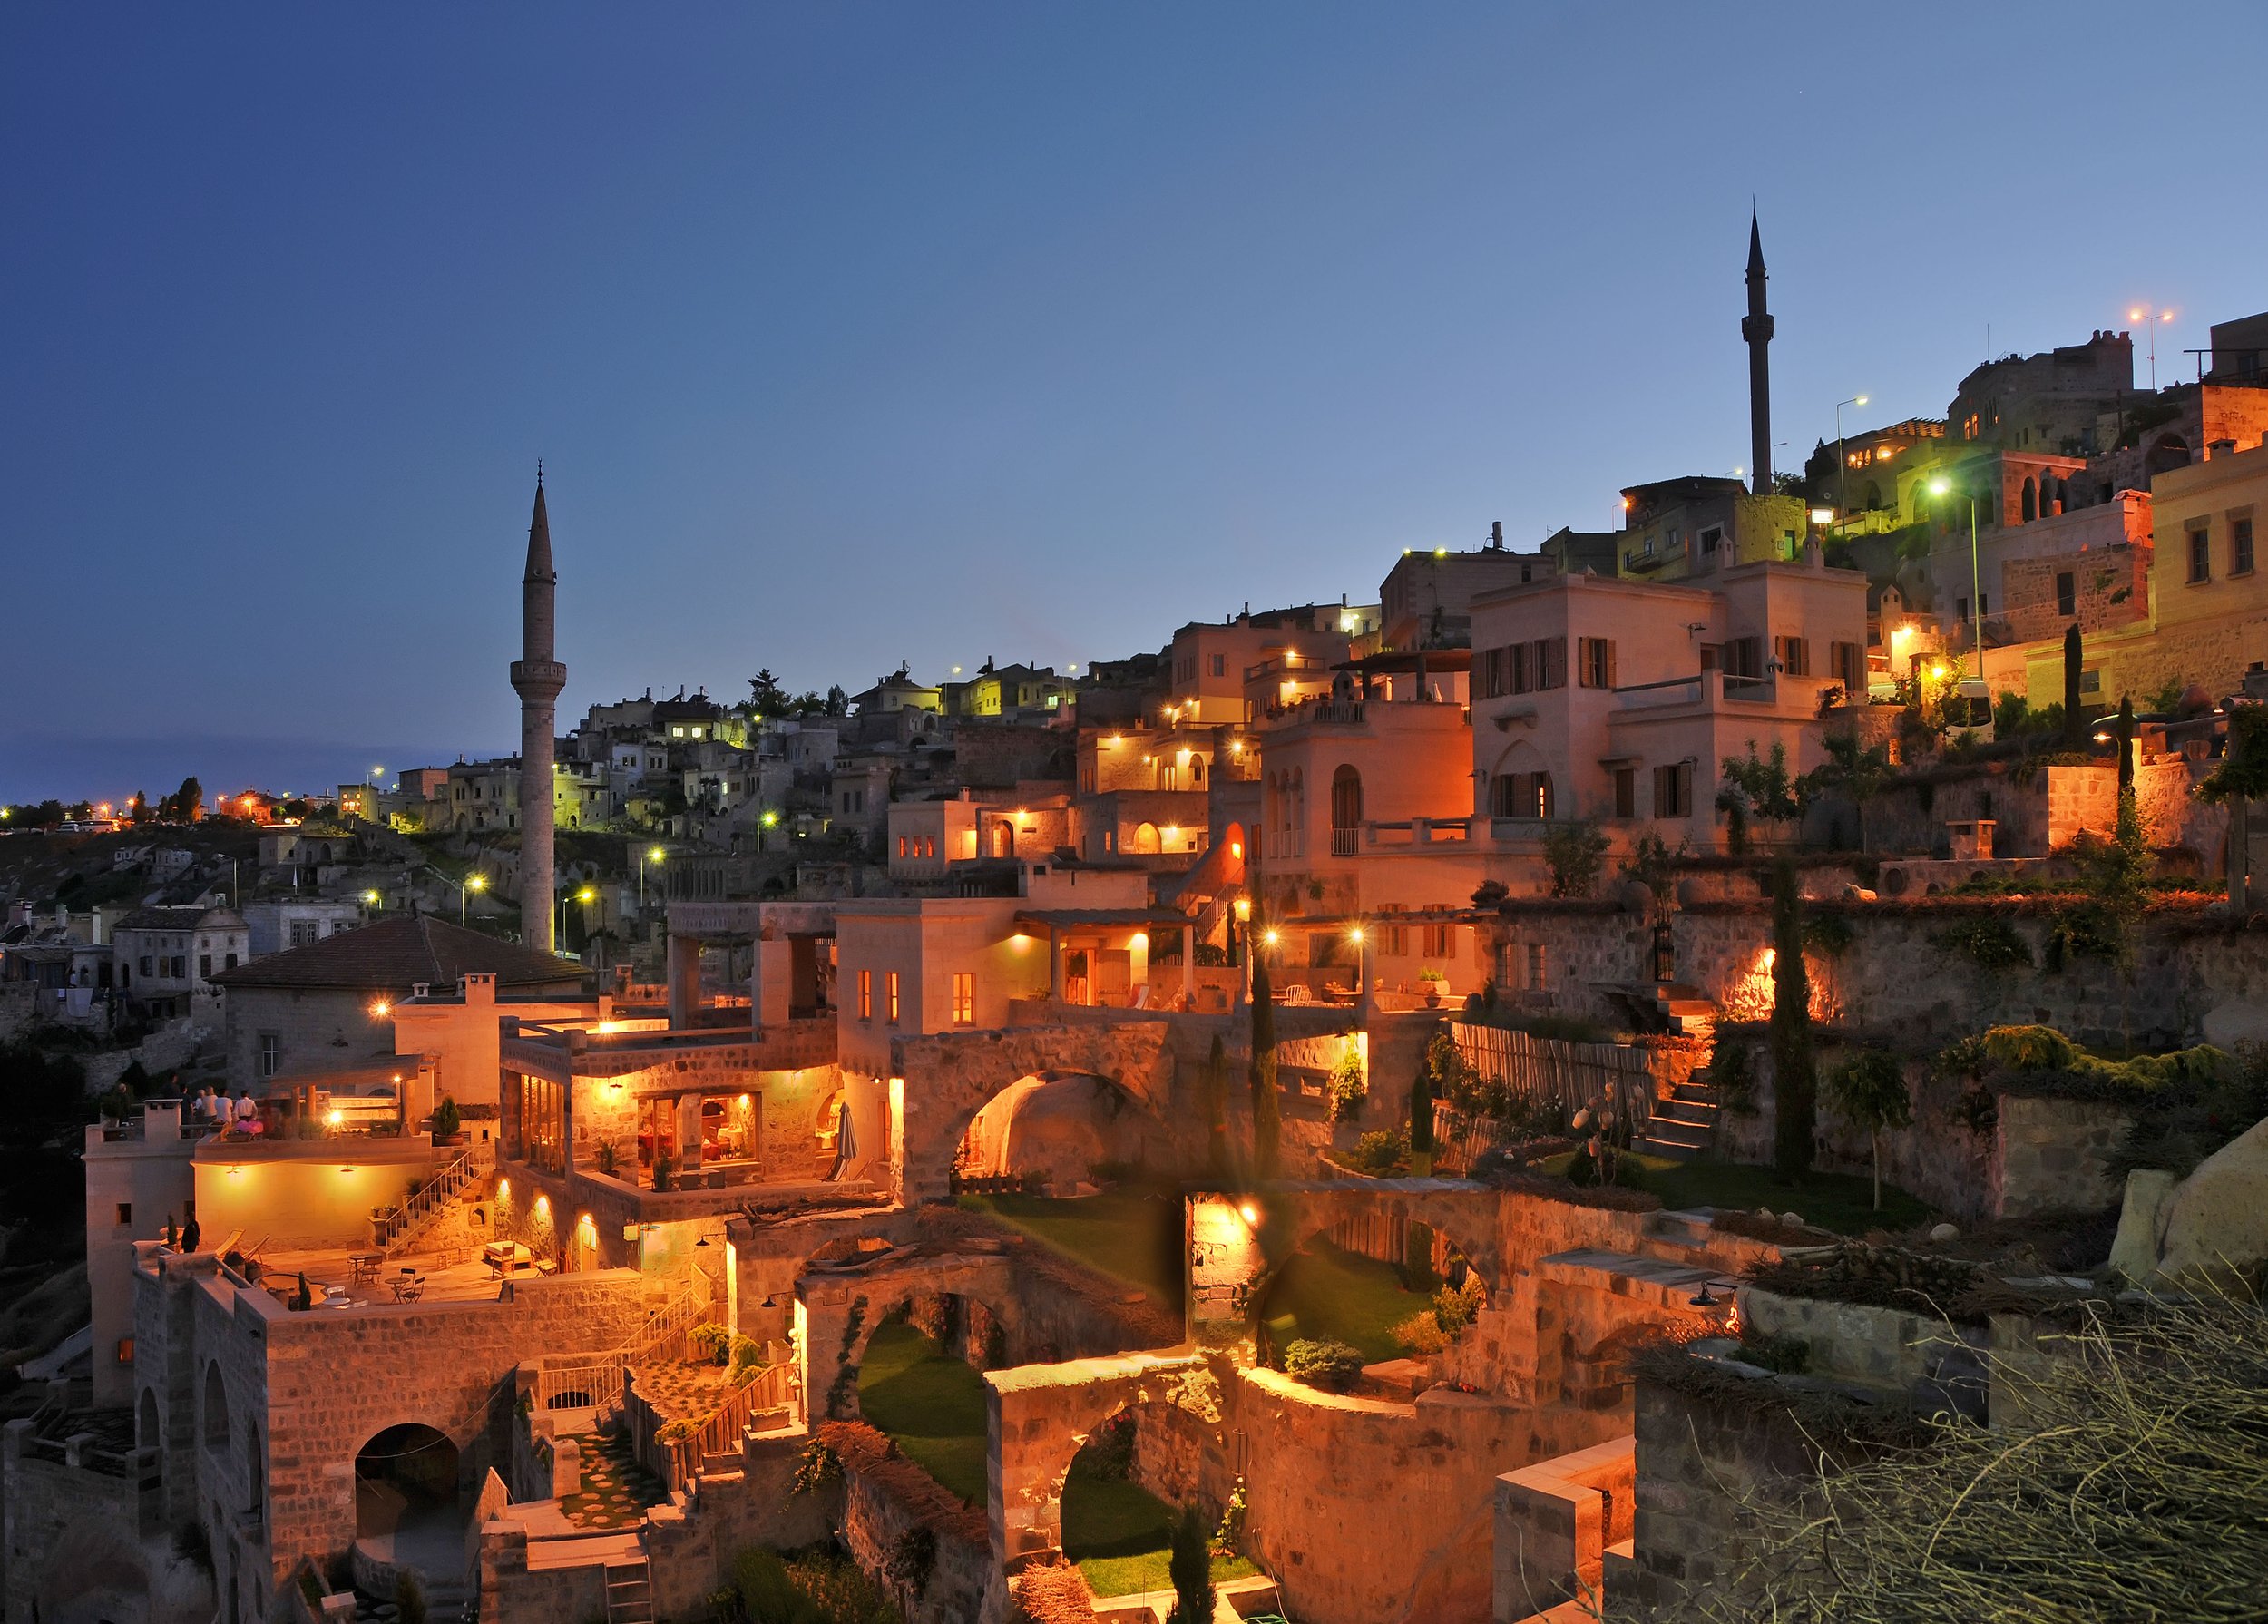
113, 905, 248, 1020
210, 915, 584, 1089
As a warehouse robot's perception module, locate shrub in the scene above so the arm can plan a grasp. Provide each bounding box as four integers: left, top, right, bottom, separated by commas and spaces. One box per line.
396, 1573, 426, 1624
1326, 1042, 1367, 1123
885, 1527, 936, 1600
729, 1334, 764, 1377
789, 1439, 842, 1497
433, 1095, 461, 1139
1392, 1310, 1448, 1355
1931, 917, 2033, 972
657, 1419, 698, 1443
1166, 1502, 1217, 1624
1825, 1048, 1913, 1211
1283, 1338, 1366, 1391
1340, 1128, 1408, 1177
1706, 1037, 1757, 1116
1543, 818, 1609, 897
689, 1321, 732, 1365
1432, 1275, 1482, 1335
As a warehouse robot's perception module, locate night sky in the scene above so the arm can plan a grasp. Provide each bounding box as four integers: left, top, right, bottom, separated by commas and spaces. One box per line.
6, 4, 2264, 799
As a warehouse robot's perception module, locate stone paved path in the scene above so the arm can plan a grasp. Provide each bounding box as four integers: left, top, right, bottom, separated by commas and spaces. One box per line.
558, 1430, 668, 1531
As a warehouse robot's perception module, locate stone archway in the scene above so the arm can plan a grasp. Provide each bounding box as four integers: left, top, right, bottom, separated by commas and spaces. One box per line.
988, 1350, 1213, 1568
354, 1423, 464, 1583
954, 1071, 1148, 1195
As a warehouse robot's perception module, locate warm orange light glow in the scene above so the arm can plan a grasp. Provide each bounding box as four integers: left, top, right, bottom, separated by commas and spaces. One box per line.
325, 1109, 343, 1128
1239, 1202, 1259, 1224
369, 1000, 391, 1019
1347, 926, 1364, 945
1262, 928, 1280, 946
1229, 841, 1243, 859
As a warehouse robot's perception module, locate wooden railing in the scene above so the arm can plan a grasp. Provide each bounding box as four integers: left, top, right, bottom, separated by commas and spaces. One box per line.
618, 1266, 714, 1366
1447, 1021, 1654, 1148
652, 1359, 799, 1492
376, 1140, 494, 1255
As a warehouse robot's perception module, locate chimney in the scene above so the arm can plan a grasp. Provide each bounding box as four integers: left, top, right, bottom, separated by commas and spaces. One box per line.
2208, 438, 2237, 459
1491, 521, 1504, 549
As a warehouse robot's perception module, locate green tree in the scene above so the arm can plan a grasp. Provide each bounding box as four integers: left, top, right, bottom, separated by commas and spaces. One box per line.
2199, 705, 2268, 908
1716, 741, 1808, 853
1249, 940, 1280, 1179
1825, 1048, 1912, 1210
2062, 622, 2084, 745
1408, 1052, 1434, 1177
172, 776, 203, 823
1204, 1032, 1230, 1174
1541, 818, 1608, 897
1813, 731, 1893, 851
1165, 1502, 1216, 1624
1769, 859, 1816, 1179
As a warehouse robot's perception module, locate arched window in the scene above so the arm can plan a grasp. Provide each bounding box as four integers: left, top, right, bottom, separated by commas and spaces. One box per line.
1131, 822, 1160, 856
1862, 478, 1882, 511
202, 1363, 228, 1451
2020, 477, 2037, 523
138, 1389, 161, 1452
1330, 766, 1364, 829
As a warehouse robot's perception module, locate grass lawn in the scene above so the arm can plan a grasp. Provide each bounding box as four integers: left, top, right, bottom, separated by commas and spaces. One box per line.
856, 1317, 989, 1503
1259, 1237, 1435, 1365
957, 1186, 1185, 1312
1537, 1151, 1934, 1236
1062, 1453, 1259, 1599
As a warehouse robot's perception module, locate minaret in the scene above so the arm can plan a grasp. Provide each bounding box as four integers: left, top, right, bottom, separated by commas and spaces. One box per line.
510, 471, 566, 953
1742, 210, 1774, 497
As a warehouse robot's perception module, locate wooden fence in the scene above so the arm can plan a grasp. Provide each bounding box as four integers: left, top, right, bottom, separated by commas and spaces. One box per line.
1442, 1022, 1654, 1170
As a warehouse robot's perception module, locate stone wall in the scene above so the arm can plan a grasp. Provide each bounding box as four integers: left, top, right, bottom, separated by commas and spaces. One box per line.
1994, 1091, 2132, 1218
822, 1421, 992, 1624
0, 1423, 157, 1624
1737, 1288, 1987, 1413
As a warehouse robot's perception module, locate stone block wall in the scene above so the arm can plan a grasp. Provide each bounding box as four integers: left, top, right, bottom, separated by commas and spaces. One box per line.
1, 1423, 152, 1624
822, 1421, 992, 1624
1737, 1288, 1987, 1412
1994, 1091, 2132, 1218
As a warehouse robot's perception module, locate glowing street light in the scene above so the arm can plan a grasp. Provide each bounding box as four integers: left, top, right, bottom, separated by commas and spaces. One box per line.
362, 889, 382, 910
640, 844, 666, 907
458, 869, 487, 926
2127, 306, 2177, 392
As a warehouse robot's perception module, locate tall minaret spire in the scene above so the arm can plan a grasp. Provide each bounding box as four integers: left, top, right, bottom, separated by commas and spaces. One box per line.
509, 467, 566, 954
1742, 210, 1774, 497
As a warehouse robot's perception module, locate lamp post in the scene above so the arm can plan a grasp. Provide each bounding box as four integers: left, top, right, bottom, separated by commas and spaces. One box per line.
462, 871, 486, 926
1928, 476, 1982, 680
640, 845, 665, 909
2126, 306, 2176, 394
1833, 395, 1869, 531
558, 885, 598, 954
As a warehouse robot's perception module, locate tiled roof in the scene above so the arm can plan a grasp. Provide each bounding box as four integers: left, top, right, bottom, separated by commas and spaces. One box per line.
210, 915, 586, 993
118, 906, 219, 932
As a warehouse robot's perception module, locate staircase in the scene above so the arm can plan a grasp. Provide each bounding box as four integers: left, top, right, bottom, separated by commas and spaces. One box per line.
1637, 1074, 1719, 1163
1648, 982, 1719, 1039
377, 1141, 492, 1257
604, 1560, 655, 1624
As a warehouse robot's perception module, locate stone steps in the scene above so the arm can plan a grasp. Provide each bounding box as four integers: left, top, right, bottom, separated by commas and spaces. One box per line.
1537, 1247, 1741, 1311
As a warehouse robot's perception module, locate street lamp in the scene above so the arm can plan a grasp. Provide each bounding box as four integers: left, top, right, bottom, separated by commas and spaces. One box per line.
1928, 476, 1982, 681
640, 845, 665, 908
2126, 306, 2176, 393
362, 889, 382, 912
463, 871, 486, 926
1833, 396, 1869, 530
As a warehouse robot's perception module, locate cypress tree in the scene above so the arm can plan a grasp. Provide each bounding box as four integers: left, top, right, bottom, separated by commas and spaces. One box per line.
1165, 1502, 1216, 1624
1769, 858, 1815, 1179
2063, 623, 2084, 745
1408, 1052, 1434, 1177
1203, 1033, 1229, 1176
1249, 943, 1280, 1179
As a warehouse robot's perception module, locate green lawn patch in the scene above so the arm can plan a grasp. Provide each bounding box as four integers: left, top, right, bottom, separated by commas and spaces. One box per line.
1537, 1152, 1934, 1236
1259, 1237, 1434, 1365
1064, 1453, 1257, 1599
957, 1187, 1184, 1311
855, 1317, 988, 1503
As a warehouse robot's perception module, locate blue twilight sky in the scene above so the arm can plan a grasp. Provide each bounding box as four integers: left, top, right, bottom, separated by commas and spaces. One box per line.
5, 4, 2266, 800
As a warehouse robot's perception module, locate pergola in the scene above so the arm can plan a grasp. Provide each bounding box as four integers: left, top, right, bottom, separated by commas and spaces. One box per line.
1016, 906, 1198, 1012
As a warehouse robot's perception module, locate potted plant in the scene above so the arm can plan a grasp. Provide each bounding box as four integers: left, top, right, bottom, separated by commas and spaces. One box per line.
1417, 966, 1449, 1007
432, 1094, 464, 1146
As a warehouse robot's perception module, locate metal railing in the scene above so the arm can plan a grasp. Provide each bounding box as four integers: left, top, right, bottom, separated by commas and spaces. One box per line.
1329, 827, 1361, 857
534, 1352, 626, 1418
652, 1359, 799, 1492
376, 1140, 494, 1255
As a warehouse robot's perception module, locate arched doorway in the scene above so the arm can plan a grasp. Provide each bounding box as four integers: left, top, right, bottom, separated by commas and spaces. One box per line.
354, 1423, 463, 1569
1131, 822, 1160, 856
953, 1071, 1149, 1195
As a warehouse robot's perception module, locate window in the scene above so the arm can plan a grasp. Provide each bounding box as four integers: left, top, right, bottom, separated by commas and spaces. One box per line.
2234, 516, 2255, 577
1774, 637, 1810, 677
952, 973, 973, 1027
224, 953, 237, 971
1380, 921, 1408, 956
2189, 525, 2212, 583
1613, 768, 1637, 819
259, 1033, 279, 1076
2056, 572, 2076, 617
199, 954, 212, 980
1724, 637, 1763, 679
1210, 653, 1226, 678
519, 1073, 564, 1173
1700, 525, 1723, 555
1831, 641, 1863, 693
1422, 924, 1454, 958
857, 970, 872, 1021
1478, 638, 1567, 698
139, 955, 153, 977
1577, 637, 1616, 688
2081, 669, 2103, 695
116, 1203, 132, 1228
885, 971, 901, 1023
1654, 762, 1693, 819
1491, 771, 1554, 819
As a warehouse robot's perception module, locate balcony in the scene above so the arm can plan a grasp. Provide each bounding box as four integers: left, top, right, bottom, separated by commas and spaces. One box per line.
1330, 827, 1360, 857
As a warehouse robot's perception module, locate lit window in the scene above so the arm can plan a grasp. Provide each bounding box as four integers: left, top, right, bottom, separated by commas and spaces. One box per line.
953, 973, 973, 1027
857, 970, 872, 1022
886, 971, 901, 1023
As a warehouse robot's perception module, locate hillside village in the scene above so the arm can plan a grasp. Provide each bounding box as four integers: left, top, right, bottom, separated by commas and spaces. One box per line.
4, 238, 2268, 1624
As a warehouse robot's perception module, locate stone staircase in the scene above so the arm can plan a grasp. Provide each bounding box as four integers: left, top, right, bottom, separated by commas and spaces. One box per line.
1637, 1075, 1719, 1163
377, 1141, 493, 1257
